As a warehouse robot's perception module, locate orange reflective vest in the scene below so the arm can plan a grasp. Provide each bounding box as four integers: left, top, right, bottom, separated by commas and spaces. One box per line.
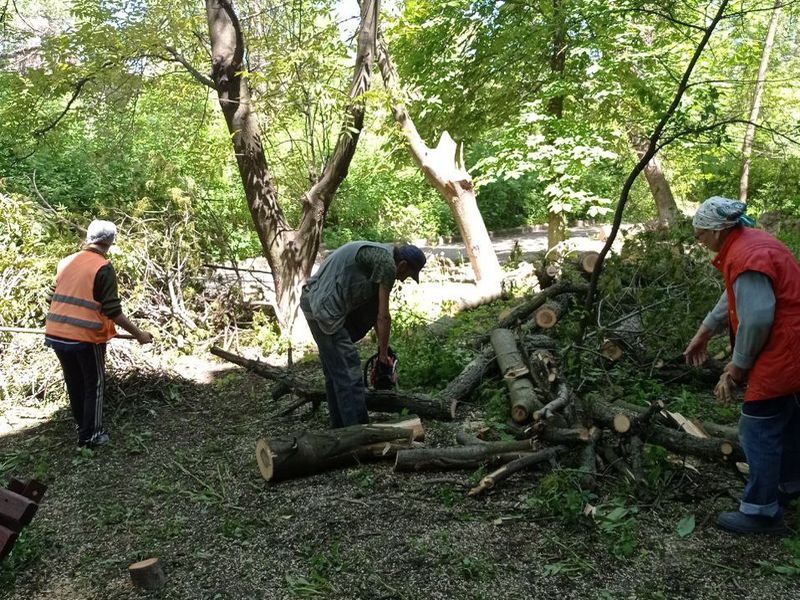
45, 250, 117, 344
712, 227, 800, 401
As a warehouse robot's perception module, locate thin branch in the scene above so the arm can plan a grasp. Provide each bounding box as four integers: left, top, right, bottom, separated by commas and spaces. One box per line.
581, 0, 731, 336
33, 75, 92, 137
164, 46, 216, 89
658, 118, 800, 149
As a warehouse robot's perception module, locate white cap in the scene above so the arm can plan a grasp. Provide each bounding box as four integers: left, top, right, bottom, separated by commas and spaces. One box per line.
85, 220, 117, 245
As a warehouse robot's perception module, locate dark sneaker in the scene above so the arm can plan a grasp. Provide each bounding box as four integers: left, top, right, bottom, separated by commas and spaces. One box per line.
716, 511, 789, 536
78, 432, 110, 449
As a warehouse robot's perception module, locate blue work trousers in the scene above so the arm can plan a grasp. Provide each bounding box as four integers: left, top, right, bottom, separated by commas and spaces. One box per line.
738, 393, 800, 517
301, 299, 368, 428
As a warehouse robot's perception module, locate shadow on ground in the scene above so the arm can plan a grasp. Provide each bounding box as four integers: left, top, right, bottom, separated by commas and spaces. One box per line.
1, 341, 798, 600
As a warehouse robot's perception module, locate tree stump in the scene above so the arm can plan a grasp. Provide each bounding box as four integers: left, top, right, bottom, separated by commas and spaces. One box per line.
129, 557, 166, 590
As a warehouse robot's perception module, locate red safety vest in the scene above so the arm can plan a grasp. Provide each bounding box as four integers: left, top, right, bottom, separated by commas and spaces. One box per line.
45, 250, 117, 344
712, 227, 800, 401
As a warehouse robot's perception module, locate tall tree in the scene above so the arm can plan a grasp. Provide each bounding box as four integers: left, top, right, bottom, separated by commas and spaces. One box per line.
739, 0, 782, 202
203, 0, 379, 335
375, 32, 502, 294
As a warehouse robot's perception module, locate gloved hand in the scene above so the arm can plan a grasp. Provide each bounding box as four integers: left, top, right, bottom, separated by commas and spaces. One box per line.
713, 372, 736, 404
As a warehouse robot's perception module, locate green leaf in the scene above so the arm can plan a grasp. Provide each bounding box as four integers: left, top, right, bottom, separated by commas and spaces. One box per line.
676, 514, 695, 538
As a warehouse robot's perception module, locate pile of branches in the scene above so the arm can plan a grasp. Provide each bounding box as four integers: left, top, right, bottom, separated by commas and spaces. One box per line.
211, 253, 741, 492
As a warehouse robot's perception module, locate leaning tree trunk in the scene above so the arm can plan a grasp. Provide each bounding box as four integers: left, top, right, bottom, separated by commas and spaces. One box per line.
628, 130, 679, 225
376, 34, 502, 295
205, 0, 379, 336
739, 0, 781, 202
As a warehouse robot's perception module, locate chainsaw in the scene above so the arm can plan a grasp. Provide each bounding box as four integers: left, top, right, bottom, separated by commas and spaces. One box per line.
363, 347, 398, 391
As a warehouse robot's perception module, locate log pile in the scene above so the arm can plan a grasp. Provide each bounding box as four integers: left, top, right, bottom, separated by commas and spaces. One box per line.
211, 282, 742, 495
1, 477, 47, 562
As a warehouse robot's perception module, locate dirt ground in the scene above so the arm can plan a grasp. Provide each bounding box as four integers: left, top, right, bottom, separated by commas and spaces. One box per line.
1, 336, 799, 600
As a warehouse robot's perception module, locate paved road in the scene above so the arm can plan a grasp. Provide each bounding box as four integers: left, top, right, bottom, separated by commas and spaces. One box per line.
420, 225, 608, 264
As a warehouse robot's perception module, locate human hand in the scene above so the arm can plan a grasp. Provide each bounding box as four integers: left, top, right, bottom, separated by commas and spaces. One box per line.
683, 334, 709, 367
713, 372, 737, 404
723, 361, 746, 385
137, 331, 154, 345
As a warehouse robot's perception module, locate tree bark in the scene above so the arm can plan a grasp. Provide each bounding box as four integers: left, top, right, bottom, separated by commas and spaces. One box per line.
628, 130, 679, 225
490, 329, 544, 422
585, 398, 744, 462
375, 33, 502, 294
129, 558, 166, 590
256, 423, 414, 481
739, 0, 782, 202
205, 0, 379, 335
394, 439, 537, 472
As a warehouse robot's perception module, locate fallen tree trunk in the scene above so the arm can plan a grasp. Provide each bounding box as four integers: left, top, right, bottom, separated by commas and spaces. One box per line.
468, 445, 566, 496
256, 423, 416, 482
394, 439, 537, 472
437, 345, 497, 413
211, 347, 454, 420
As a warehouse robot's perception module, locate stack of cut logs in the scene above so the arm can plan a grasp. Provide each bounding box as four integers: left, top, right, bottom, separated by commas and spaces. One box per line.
1, 477, 47, 562
211, 249, 742, 494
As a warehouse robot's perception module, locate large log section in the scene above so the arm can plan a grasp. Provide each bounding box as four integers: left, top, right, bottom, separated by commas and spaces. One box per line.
211, 347, 454, 420
256, 421, 420, 482
490, 329, 543, 423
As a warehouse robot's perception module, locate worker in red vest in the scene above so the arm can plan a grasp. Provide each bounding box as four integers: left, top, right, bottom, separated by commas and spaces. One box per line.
684, 196, 800, 535
45, 220, 153, 448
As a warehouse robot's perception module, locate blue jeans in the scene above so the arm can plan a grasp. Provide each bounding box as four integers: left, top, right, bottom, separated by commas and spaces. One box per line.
300, 296, 368, 428
738, 393, 800, 517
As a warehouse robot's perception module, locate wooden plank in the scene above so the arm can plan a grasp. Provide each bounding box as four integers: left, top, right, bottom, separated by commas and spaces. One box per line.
0, 489, 38, 532
0, 524, 19, 561
6, 478, 25, 495
22, 480, 47, 504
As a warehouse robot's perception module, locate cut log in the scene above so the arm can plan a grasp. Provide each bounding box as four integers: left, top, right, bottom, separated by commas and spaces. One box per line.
508, 378, 543, 423
533, 295, 568, 329
256, 424, 415, 482
600, 339, 624, 361
490, 329, 530, 379
211, 347, 453, 420
613, 400, 739, 443
576, 251, 600, 274
490, 329, 543, 422
613, 413, 632, 434
471, 281, 589, 347
0, 489, 38, 532
628, 435, 646, 484
394, 439, 537, 472
468, 446, 566, 496
579, 429, 602, 490
129, 557, 166, 590
374, 415, 425, 442
586, 399, 744, 462
527, 349, 558, 393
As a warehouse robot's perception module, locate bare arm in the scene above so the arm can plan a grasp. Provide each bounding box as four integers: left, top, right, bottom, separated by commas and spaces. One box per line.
112, 313, 153, 344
